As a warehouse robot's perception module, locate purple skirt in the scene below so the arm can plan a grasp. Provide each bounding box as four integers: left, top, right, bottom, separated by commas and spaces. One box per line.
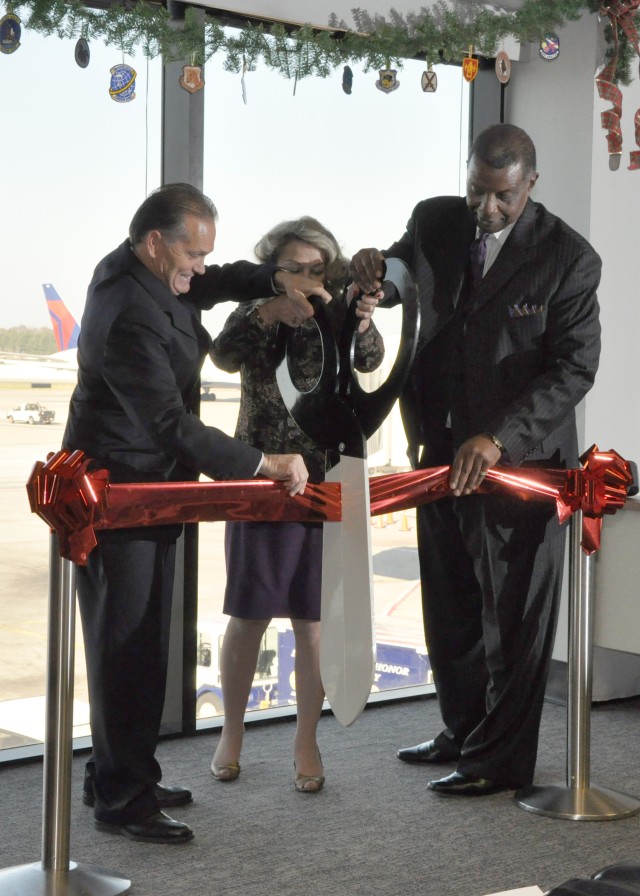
223, 520, 322, 620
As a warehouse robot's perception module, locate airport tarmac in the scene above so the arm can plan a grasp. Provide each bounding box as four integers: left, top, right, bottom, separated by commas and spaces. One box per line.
0, 382, 423, 750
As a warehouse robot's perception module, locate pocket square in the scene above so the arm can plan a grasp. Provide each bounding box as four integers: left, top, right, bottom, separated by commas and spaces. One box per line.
508, 303, 545, 318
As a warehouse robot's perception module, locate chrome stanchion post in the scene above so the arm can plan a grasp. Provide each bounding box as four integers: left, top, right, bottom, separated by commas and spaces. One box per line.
515, 511, 640, 820
0, 532, 131, 895
567, 508, 592, 794
42, 533, 74, 870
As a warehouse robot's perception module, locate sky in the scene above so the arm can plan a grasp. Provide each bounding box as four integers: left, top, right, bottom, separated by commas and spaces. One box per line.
1, 18, 469, 337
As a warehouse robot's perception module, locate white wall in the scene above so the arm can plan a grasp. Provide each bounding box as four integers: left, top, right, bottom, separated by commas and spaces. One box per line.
505, 11, 640, 666
505, 14, 599, 241
506, 11, 640, 463
588, 72, 640, 463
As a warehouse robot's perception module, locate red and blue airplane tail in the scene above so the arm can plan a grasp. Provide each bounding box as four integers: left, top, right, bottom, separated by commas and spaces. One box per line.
42, 283, 80, 352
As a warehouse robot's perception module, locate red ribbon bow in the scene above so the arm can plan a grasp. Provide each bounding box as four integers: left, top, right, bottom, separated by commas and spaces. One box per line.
27, 450, 341, 565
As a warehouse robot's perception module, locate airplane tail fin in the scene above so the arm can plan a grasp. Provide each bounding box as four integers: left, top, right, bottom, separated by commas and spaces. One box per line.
43, 283, 80, 351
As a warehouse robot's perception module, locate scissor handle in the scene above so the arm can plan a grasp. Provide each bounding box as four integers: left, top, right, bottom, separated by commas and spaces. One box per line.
339, 258, 420, 441
275, 257, 420, 458
274, 295, 349, 453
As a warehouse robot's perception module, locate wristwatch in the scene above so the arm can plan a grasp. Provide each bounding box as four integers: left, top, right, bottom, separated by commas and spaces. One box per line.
484, 433, 506, 453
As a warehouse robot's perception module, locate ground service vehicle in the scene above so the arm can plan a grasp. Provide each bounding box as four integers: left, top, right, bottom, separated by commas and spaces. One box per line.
6, 402, 55, 424
196, 623, 432, 719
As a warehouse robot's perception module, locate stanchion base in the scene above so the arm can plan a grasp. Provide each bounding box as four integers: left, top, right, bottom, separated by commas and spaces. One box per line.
514, 782, 640, 821
0, 860, 131, 895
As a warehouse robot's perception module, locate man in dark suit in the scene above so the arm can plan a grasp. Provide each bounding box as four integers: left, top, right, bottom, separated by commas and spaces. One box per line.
350, 124, 601, 795
63, 183, 331, 842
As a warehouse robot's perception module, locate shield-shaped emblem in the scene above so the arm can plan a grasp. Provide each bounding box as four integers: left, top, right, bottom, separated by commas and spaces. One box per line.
539, 32, 560, 61
421, 69, 438, 93
109, 64, 137, 103
462, 56, 479, 83
376, 69, 399, 93
179, 65, 205, 94
0, 12, 21, 54
495, 50, 511, 84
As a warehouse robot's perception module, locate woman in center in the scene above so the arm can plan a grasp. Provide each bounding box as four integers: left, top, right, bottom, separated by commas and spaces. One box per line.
209, 216, 384, 792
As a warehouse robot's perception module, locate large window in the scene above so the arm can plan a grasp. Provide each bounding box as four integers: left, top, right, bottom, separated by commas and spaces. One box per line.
197, 48, 469, 723
1, 32, 162, 755
0, 25, 468, 756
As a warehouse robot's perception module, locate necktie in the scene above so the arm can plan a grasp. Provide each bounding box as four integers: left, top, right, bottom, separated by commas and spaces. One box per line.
469, 231, 489, 294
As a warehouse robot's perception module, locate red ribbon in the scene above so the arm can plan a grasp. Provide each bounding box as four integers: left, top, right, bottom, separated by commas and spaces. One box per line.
631, 106, 640, 169
27, 445, 635, 564
26, 450, 341, 565
369, 445, 634, 555
596, 1, 640, 169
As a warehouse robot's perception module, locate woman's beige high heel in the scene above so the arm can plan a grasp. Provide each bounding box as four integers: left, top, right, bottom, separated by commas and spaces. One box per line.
211, 759, 241, 782
294, 753, 324, 793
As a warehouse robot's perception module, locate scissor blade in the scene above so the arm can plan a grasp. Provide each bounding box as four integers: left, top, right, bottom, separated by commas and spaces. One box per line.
320, 454, 375, 727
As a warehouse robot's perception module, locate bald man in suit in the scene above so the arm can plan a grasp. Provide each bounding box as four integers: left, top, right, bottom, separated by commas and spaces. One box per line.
350, 124, 601, 795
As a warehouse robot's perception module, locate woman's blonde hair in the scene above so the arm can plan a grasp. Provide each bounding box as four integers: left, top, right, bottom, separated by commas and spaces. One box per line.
254, 216, 350, 299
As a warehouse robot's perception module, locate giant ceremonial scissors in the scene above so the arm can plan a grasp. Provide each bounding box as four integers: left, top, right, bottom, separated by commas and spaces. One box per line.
276, 259, 420, 725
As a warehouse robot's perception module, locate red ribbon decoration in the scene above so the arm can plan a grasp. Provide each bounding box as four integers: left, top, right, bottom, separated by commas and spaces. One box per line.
631, 106, 640, 169
27, 445, 635, 564
26, 449, 341, 565
369, 445, 634, 555
596, 1, 640, 169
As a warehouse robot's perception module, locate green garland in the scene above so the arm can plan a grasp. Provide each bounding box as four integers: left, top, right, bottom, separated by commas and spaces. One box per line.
1, 0, 638, 85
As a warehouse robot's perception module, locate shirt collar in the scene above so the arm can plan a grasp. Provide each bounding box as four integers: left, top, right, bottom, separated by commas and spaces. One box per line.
477, 222, 516, 245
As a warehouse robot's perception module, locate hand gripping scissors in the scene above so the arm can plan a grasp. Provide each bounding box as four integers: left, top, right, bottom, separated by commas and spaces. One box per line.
275, 259, 420, 725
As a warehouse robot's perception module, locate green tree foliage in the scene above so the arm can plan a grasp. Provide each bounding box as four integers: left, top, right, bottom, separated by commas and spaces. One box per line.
0, 328, 57, 355
3, 0, 638, 85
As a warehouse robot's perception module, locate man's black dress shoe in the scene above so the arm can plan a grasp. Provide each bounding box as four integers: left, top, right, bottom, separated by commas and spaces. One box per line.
397, 740, 459, 764
427, 771, 510, 796
95, 811, 194, 844
83, 783, 193, 808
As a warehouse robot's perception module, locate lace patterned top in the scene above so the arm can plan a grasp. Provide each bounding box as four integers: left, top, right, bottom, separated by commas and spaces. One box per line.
210, 297, 385, 482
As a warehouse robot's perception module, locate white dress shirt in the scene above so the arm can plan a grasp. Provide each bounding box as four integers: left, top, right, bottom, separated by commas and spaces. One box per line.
481, 222, 516, 275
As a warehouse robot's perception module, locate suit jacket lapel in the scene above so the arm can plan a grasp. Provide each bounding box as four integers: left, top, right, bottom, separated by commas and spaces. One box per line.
127, 252, 201, 340
419, 207, 475, 343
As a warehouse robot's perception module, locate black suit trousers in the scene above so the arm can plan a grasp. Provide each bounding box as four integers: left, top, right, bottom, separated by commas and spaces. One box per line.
76, 532, 177, 823
416, 490, 566, 787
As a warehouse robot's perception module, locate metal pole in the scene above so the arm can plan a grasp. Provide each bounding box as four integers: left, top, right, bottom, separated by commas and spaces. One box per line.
567, 509, 592, 792
0, 532, 131, 895
42, 533, 75, 869
515, 511, 640, 820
